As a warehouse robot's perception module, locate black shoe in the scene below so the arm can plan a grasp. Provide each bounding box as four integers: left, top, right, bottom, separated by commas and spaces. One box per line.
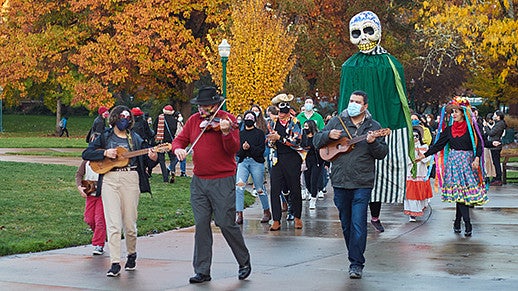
348, 265, 363, 279
453, 220, 461, 234
169, 174, 175, 183
125, 253, 137, 271
189, 273, 211, 283
180, 172, 188, 177
465, 221, 472, 236
107, 263, 121, 277
370, 219, 385, 232
238, 262, 252, 280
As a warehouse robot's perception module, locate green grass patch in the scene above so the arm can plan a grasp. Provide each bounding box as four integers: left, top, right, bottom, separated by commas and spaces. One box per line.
0, 161, 254, 256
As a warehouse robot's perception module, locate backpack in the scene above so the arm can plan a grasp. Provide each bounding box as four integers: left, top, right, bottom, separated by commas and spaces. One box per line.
59, 119, 64, 128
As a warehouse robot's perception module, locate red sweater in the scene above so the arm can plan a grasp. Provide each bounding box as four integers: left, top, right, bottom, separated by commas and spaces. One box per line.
171, 110, 240, 179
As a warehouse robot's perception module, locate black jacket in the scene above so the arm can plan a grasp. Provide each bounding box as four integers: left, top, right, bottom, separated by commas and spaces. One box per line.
313, 111, 388, 189
82, 129, 152, 194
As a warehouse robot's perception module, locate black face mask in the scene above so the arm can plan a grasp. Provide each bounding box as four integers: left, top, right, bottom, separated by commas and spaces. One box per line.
279, 107, 290, 114
303, 128, 310, 135
244, 120, 255, 127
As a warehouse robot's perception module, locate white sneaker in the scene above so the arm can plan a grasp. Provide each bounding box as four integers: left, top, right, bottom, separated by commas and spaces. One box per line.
317, 191, 324, 199
309, 198, 316, 209
93, 245, 104, 255
301, 189, 308, 200
409, 216, 417, 222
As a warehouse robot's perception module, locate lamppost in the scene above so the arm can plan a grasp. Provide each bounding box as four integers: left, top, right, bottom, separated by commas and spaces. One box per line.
218, 39, 231, 111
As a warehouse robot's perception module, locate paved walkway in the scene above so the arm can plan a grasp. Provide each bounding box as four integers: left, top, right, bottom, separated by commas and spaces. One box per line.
1, 149, 518, 290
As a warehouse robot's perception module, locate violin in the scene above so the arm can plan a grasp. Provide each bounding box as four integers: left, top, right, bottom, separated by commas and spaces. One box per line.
200, 115, 238, 132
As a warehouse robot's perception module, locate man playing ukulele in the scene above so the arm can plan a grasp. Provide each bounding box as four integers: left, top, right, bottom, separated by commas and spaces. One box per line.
313, 90, 388, 279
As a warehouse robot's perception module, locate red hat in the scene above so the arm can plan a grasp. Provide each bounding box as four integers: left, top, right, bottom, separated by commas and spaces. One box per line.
98, 106, 109, 115
131, 107, 144, 116
163, 105, 174, 114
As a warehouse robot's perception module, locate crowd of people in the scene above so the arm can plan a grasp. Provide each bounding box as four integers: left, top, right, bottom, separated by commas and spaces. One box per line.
75, 88, 509, 282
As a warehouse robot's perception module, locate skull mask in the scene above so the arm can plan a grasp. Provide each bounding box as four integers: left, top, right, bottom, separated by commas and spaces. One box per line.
349, 11, 382, 53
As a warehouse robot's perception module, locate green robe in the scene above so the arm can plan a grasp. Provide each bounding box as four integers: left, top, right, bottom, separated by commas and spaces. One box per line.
338, 51, 413, 203
339, 52, 409, 130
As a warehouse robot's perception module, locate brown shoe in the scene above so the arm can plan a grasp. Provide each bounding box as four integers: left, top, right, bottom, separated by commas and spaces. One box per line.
260, 209, 271, 223
294, 218, 303, 229
236, 211, 243, 225
269, 220, 281, 231
281, 202, 288, 212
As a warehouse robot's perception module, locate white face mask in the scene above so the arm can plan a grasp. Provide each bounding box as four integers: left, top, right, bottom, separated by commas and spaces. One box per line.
178, 116, 183, 122
304, 103, 314, 111
347, 102, 363, 117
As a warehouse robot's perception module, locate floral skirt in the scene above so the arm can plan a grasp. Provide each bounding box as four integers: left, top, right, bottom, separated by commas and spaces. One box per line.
441, 150, 488, 206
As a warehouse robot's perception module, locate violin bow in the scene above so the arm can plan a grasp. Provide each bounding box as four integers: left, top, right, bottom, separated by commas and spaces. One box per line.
186, 99, 227, 155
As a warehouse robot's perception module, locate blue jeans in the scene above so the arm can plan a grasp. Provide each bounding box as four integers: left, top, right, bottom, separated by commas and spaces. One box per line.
236, 157, 269, 211
333, 187, 372, 269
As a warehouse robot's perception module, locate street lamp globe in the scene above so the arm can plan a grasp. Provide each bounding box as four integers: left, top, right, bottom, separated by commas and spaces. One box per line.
218, 39, 231, 58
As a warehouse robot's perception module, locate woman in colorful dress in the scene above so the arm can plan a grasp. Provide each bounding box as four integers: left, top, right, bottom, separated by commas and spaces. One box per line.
404, 127, 433, 221
419, 97, 488, 236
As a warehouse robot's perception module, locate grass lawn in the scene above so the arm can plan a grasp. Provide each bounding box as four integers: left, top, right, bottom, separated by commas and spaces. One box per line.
0, 114, 254, 256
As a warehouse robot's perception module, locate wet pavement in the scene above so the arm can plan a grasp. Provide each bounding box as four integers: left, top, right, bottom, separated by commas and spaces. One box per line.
1, 149, 518, 290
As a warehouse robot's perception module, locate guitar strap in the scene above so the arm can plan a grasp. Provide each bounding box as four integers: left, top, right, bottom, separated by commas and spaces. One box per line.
126, 131, 134, 151
338, 116, 353, 139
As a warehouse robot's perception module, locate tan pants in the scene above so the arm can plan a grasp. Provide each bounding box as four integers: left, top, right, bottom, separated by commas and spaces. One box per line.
101, 171, 140, 264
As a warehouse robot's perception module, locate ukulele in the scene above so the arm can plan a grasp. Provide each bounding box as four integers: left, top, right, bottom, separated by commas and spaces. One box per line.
319, 128, 391, 161
90, 143, 171, 174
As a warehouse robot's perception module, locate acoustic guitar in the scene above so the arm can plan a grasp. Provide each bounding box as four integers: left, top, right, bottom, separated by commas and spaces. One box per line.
90, 143, 171, 174
319, 128, 391, 161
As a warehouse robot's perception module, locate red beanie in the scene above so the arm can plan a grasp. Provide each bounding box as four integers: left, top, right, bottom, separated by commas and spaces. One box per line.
98, 106, 108, 115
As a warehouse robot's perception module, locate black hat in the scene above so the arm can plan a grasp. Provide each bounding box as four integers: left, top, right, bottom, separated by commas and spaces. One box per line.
190, 87, 224, 105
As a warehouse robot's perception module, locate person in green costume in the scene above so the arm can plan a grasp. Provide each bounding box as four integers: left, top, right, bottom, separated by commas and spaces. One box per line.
338, 11, 414, 232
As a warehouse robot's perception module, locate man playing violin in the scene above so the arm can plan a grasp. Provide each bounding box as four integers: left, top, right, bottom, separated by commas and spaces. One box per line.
171, 86, 251, 284
313, 90, 388, 279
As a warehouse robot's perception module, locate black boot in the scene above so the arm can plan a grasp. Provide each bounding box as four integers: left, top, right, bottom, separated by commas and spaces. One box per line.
453, 219, 461, 234
464, 221, 472, 236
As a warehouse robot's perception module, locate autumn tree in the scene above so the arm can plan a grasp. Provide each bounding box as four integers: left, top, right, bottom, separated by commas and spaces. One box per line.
204, 0, 297, 114
0, 0, 230, 132
415, 0, 518, 105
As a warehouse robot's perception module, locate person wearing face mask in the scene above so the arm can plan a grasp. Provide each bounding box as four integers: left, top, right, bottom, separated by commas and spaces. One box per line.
418, 97, 487, 236
484, 110, 507, 186
267, 93, 305, 231
301, 120, 324, 209
172, 86, 251, 283
296, 98, 325, 130
154, 105, 179, 183
82, 105, 158, 277
313, 90, 388, 279
235, 110, 271, 224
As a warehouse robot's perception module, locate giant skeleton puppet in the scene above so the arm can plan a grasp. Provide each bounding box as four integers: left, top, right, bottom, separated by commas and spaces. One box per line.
338, 11, 413, 203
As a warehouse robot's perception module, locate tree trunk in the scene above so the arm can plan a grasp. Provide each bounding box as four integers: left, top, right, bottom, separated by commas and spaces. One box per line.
56, 99, 62, 136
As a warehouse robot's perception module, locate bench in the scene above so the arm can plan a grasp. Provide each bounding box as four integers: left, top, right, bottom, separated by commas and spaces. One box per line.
501, 143, 518, 184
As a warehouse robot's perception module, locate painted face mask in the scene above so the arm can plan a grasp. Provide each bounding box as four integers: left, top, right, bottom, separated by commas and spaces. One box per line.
349, 11, 382, 53
347, 102, 363, 117
198, 105, 216, 119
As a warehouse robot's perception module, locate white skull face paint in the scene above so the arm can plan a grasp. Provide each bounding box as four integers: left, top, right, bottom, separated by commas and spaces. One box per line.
349, 11, 382, 53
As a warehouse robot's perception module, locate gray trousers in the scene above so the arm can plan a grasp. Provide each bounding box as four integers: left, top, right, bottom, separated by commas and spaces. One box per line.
190, 175, 250, 275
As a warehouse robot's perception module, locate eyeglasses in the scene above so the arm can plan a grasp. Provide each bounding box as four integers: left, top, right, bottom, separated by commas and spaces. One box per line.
278, 102, 289, 109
